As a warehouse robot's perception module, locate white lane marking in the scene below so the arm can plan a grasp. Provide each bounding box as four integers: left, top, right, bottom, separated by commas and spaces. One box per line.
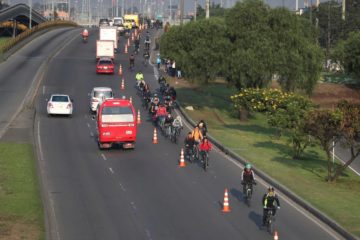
145, 229, 153, 240
101, 153, 107, 161
335, 154, 360, 176
37, 121, 61, 240
172, 90, 343, 240
90, 131, 94, 137
119, 182, 126, 192
109, 167, 114, 174
86, 123, 90, 128
42, 86, 45, 94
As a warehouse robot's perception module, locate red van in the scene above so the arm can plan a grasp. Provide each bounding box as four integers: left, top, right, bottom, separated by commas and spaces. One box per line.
97, 99, 137, 149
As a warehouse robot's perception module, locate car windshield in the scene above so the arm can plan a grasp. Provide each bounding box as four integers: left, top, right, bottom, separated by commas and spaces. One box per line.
99, 60, 112, 65
101, 106, 134, 123
51, 96, 69, 102
114, 19, 122, 25
94, 91, 112, 98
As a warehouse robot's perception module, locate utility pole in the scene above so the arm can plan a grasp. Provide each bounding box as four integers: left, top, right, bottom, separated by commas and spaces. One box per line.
179, 0, 183, 25
194, 0, 197, 21
295, 0, 298, 11
342, 0, 345, 20
121, 0, 124, 16
205, 0, 209, 19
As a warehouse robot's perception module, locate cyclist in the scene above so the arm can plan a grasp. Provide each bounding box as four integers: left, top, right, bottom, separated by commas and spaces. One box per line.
135, 71, 144, 86
241, 163, 256, 195
262, 187, 280, 227
144, 35, 151, 50
164, 113, 174, 136
149, 96, 160, 116
143, 50, 150, 64
184, 132, 195, 159
191, 126, 203, 144
129, 54, 135, 69
155, 104, 168, 126
134, 36, 140, 54
197, 120, 208, 137
199, 136, 212, 164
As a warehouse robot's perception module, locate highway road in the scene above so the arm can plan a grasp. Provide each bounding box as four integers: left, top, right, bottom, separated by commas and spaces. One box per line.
31, 29, 346, 239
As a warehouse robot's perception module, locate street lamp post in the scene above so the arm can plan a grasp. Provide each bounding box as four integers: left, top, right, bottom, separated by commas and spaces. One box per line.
29, 0, 32, 29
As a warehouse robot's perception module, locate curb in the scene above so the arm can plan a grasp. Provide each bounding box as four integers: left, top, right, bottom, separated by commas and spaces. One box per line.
176, 102, 359, 240
0, 26, 78, 62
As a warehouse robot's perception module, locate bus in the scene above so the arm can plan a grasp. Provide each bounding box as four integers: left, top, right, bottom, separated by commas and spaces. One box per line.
97, 99, 137, 149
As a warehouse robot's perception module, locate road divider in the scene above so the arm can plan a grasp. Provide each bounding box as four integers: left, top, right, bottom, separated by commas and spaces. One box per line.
121, 78, 125, 90
153, 128, 158, 144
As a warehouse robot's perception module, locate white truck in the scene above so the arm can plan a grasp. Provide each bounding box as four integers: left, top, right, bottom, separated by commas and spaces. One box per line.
96, 40, 115, 60
99, 26, 118, 51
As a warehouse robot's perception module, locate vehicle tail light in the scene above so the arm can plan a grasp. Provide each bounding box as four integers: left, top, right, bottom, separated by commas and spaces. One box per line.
92, 98, 99, 102
67, 103, 72, 109
48, 103, 53, 108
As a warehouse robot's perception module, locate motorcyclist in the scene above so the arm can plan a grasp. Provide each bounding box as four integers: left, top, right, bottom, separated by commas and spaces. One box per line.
82, 28, 89, 38
241, 163, 256, 194
262, 187, 280, 226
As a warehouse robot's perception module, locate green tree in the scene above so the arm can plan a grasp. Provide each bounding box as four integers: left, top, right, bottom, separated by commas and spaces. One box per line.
269, 8, 323, 95
160, 18, 230, 84
333, 31, 360, 82
303, 109, 343, 182
268, 96, 314, 159
225, 0, 273, 89
330, 101, 360, 181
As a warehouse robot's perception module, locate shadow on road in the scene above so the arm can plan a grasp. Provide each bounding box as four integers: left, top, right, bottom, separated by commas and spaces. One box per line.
249, 211, 263, 229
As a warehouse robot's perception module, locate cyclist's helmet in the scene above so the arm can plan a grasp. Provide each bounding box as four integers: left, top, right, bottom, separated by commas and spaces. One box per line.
268, 187, 275, 193
245, 163, 252, 169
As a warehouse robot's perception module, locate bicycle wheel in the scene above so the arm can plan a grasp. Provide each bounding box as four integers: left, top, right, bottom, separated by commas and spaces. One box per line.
267, 215, 273, 234
203, 154, 208, 171
246, 188, 252, 206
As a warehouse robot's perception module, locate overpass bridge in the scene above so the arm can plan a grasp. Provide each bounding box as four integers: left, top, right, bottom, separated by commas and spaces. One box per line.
0, 3, 46, 35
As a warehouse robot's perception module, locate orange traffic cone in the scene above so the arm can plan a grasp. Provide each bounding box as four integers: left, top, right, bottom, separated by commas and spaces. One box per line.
120, 78, 125, 90
179, 148, 186, 167
124, 44, 128, 54
137, 110, 141, 124
127, 38, 130, 46
153, 128, 158, 144
131, 33, 134, 41
129, 96, 132, 103
273, 231, 279, 240
118, 64, 122, 75
222, 188, 231, 213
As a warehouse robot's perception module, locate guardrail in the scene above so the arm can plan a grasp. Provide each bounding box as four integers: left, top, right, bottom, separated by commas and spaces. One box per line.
0, 20, 78, 54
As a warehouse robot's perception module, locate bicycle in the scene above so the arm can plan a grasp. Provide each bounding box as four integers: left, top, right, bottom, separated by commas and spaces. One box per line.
142, 96, 150, 110
264, 207, 276, 234
170, 125, 181, 143
243, 182, 255, 206
129, 61, 134, 71
185, 145, 196, 163
200, 150, 210, 171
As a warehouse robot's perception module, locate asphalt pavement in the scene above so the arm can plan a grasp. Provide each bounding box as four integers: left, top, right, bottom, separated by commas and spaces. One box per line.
31, 28, 346, 240
0, 27, 79, 139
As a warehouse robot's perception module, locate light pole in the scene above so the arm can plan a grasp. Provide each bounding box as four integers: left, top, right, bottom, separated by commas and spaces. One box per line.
342, 0, 345, 20
194, 0, 197, 21
205, 0, 209, 19
29, 0, 32, 29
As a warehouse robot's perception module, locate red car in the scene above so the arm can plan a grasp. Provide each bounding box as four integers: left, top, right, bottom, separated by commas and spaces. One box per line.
96, 57, 114, 74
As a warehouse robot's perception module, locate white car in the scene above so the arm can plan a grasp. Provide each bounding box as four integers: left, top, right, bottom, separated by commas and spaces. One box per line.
90, 87, 114, 112
47, 94, 73, 117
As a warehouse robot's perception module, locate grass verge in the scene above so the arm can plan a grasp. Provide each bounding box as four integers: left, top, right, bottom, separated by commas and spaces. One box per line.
0, 142, 44, 240
0, 37, 11, 48
168, 77, 360, 237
